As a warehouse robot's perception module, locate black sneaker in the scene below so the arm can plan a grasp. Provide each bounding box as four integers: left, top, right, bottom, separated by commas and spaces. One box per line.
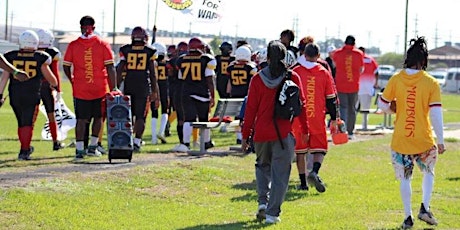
307, 172, 326, 193
165, 122, 171, 137
204, 141, 215, 150
296, 184, 309, 191
401, 215, 414, 229
417, 203, 438, 225
74, 150, 85, 161
53, 141, 64, 151
18, 148, 33, 161
133, 144, 141, 153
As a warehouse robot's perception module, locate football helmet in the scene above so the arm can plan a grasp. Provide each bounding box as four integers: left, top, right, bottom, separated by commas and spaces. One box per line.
37, 29, 54, 48
188, 37, 204, 53
235, 46, 252, 62
219, 41, 233, 55
131, 26, 148, 43
19, 30, 39, 50
256, 48, 268, 64
177, 41, 188, 55
152, 42, 167, 56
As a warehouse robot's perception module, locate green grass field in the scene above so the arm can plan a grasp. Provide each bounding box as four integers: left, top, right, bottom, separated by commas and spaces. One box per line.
0, 81, 459, 229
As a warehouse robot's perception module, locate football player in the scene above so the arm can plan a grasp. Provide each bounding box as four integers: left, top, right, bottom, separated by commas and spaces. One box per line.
0, 30, 58, 160
174, 37, 216, 152
116, 26, 159, 152
150, 42, 169, 144
225, 45, 257, 144
215, 41, 235, 99
36, 29, 64, 151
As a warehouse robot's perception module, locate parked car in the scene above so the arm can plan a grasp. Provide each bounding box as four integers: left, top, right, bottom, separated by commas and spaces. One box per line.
428, 69, 448, 89
444, 67, 460, 93
377, 65, 396, 89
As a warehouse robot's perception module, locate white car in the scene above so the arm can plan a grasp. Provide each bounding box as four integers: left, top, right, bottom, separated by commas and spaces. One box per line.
444, 68, 460, 93
377, 65, 396, 89
428, 69, 447, 89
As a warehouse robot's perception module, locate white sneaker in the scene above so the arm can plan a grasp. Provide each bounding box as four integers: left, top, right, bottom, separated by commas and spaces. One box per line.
96, 145, 107, 154
86, 145, 102, 157
171, 144, 189, 152
266, 214, 280, 224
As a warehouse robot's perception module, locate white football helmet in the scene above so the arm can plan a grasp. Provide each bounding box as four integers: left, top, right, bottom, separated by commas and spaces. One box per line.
37, 29, 54, 48
152, 42, 167, 56
235, 46, 252, 62
19, 30, 39, 50
256, 48, 268, 63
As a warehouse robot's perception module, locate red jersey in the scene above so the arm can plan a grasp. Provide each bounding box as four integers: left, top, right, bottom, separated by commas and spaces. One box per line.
359, 54, 378, 95
242, 71, 308, 142
332, 45, 364, 93
63, 35, 114, 100
292, 63, 335, 135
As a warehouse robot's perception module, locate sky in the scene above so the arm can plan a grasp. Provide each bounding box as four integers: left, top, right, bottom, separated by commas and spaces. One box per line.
2, 0, 460, 54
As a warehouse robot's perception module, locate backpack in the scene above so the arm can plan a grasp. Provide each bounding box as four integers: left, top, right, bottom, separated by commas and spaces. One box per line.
274, 70, 302, 120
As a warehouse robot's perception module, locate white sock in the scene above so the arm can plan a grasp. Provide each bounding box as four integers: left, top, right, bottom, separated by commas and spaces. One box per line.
90, 136, 98, 146
400, 178, 412, 218
183, 122, 192, 144
203, 129, 210, 142
134, 138, 141, 146
422, 171, 434, 211
159, 113, 168, 136
76, 141, 84, 151
236, 131, 242, 140
151, 118, 157, 141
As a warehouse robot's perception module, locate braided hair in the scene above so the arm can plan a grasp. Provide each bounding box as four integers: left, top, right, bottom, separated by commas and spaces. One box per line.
267, 40, 288, 77
404, 36, 429, 70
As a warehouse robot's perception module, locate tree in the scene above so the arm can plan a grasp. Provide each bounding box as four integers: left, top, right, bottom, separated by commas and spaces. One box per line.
376, 52, 404, 68
209, 36, 222, 55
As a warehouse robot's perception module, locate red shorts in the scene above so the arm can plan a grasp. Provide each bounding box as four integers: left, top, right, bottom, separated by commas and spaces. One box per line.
293, 130, 328, 154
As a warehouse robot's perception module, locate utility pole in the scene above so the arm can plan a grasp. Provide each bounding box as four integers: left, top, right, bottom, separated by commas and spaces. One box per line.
112, 0, 116, 47
404, 0, 409, 53
5, 0, 8, 40
52, 0, 57, 32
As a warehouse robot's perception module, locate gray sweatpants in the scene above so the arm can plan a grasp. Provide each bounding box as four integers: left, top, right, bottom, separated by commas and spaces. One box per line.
338, 92, 358, 135
254, 133, 295, 217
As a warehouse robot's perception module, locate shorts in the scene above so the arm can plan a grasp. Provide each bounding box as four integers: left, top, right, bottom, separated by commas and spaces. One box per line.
294, 132, 328, 154
391, 146, 437, 180
74, 97, 104, 120
129, 93, 149, 120
40, 81, 55, 113
182, 95, 209, 122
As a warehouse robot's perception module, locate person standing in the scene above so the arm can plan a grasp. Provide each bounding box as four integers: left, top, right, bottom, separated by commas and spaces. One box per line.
0, 30, 58, 160
241, 40, 309, 224
151, 42, 169, 144
332, 35, 364, 139
175, 37, 216, 151
36, 28, 64, 151
215, 41, 235, 99
325, 45, 336, 79
357, 47, 379, 127
226, 45, 257, 144
378, 36, 445, 229
117, 27, 159, 151
292, 43, 337, 192
63, 15, 117, 160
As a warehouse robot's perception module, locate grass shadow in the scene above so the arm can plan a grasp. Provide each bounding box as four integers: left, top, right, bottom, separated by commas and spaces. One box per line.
446, 177, 460, 181
176, 219, 270, 230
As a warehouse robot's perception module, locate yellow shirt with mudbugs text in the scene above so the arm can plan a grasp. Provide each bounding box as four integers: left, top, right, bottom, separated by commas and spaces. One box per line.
381, 70, 441, 154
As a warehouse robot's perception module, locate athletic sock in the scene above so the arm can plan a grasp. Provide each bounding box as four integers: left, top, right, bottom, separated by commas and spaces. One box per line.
49, 121, 58, 141
312, 162, 322, 174
299, 173, 307, 186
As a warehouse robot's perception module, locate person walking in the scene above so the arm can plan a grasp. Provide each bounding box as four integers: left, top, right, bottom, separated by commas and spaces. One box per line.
332, 35, 364, 139
63, 15, 117, 160
357, 47, 379, 127
241, 40, 309, 224
378, 36, 445, 229
0, 30, 58, 160
292, 43, 337, 192
36, 28, 64, 151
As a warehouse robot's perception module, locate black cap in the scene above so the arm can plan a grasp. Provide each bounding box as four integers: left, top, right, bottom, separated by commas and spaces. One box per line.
345, 35, 355, 45
80, 16, 95, 26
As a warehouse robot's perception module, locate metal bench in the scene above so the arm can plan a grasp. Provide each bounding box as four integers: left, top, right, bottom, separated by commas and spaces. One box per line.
189, 98, 245, 155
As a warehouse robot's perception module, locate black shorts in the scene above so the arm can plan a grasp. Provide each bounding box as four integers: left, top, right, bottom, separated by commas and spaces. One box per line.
74, 97, 104, 120
182, 95, 210, 122
126, 93, 149, 120
40, 81, 55, 113
151, 84, 169, 117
